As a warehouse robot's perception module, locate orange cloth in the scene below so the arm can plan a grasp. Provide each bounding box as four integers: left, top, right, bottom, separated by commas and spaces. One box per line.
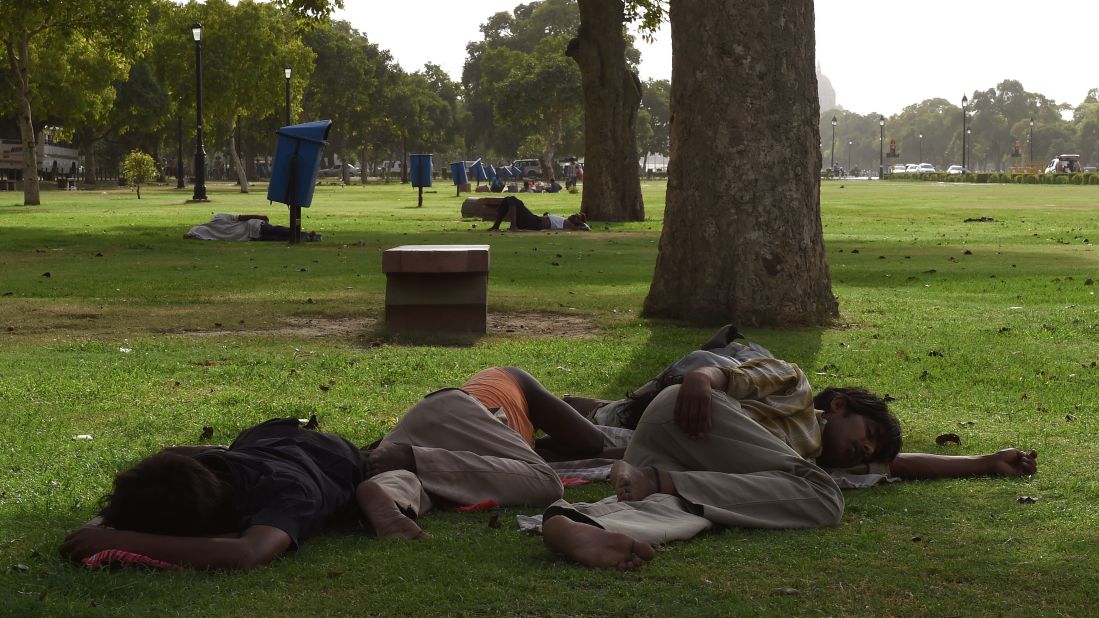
462, 368, 535, 447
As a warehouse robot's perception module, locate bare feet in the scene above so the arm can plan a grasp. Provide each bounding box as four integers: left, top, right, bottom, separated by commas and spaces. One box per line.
610, 461, 659, 502
367, 443, 415, 476
356, 480, 429, 540
542, 516, 655, 571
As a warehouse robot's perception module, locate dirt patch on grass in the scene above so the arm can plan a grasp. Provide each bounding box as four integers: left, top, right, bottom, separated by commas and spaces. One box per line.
176, 311, 597, 339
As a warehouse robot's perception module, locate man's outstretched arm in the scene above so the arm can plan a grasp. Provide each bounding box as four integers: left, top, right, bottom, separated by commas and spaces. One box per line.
888, 448, 1037, 480
59, 523, 291, 570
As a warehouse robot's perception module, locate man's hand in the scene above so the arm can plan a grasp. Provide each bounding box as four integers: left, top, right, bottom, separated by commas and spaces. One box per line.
984, 448, 1038, 476
674, 369, 719, 437
59, 525, 124, 560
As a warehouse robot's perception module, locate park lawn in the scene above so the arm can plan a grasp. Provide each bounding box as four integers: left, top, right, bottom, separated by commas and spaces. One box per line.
1, 179, 1097, 616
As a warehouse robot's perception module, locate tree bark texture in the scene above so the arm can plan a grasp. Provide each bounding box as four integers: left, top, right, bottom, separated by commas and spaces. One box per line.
567, 0, 643, 221
643, 0, 838, 326
8, 35, 41, 205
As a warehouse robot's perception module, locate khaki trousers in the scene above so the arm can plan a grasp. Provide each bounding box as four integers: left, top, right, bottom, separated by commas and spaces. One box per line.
370, 389, 563, 516
545, 385, 843, 545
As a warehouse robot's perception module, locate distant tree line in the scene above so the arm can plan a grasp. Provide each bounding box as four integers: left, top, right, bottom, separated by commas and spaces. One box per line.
0, 0, 673, 203
820, 80, 1099, 172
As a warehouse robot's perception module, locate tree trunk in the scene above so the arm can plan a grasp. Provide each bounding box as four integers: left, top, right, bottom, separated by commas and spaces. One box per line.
8, 35, 41, 205
360, 145, 369, 185
643, 0, 838, 327
76, 126, 97, 185
541, 118, 562, 182
566, 0, 643, 221
228, 116, 249, 193
338, 129, 350, 185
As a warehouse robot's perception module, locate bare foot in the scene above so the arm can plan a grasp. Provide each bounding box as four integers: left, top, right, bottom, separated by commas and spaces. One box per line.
356, 480, 429, 540
610, 461, 658, 502
367, 443, 415, 476
542, 516, 655, 571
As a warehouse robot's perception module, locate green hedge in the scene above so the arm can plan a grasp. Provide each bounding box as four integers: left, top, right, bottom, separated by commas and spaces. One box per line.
883, 171, 1099, 185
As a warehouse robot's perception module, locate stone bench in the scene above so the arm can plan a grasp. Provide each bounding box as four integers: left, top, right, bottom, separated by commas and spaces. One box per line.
382, 244, 489, 332
460, 197, 503, 220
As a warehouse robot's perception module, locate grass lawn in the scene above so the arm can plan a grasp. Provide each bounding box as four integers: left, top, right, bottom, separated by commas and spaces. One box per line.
1, 179, 1097, 616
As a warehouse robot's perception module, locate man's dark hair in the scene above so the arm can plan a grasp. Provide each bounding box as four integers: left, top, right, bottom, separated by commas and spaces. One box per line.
814, 387, 903, 463
99, 452, 233, 536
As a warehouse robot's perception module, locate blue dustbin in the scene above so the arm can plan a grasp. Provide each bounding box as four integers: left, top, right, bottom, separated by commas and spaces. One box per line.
450, 162, 468, 185
268, 120, 332, 208
498, 166, 513, 179
409, 154, 432, 188
469, 159, 487, 182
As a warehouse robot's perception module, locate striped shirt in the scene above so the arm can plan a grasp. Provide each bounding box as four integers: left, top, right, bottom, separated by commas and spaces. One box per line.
720, 358, 824, 460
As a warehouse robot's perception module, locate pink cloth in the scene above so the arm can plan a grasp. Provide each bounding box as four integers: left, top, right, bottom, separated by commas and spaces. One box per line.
83, 549, 180, 570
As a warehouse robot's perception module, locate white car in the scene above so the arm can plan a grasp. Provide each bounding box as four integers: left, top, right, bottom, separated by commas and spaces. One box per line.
946, 165, 965, 175
905, 164, 919, 173
891, 164, 907, 174
917, 163, 937, 174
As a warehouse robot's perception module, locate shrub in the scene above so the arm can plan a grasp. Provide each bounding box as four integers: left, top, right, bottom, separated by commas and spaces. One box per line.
1053, 175, 1069, 184
120, 150, 158, 199
1089, 174, 1099, 185
1040, 174, 1052, 184
1070, 173, 1084, 185
975, 173, 989, 183
1024, 174, 1040, 184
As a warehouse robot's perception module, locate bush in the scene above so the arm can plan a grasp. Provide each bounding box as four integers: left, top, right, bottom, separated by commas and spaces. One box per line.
120, 150, 158, 199
1024, 174, 1040, 184
1070, 173, 1084, 185
1089, 174, 1099, 185
1053, 174, 1069, 184
1040, 174, 1053, 184
975, 173, 989, 183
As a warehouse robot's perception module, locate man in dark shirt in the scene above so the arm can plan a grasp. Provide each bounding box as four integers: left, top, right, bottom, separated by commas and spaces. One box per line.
60, 418, 368, 570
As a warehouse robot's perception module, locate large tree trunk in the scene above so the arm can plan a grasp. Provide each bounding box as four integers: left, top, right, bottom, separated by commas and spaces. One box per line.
228, 116, 249, 193
76, 127, 98, 185
8, 35, 41, 205
566, 0, 643, 221
643, 0, 838, 326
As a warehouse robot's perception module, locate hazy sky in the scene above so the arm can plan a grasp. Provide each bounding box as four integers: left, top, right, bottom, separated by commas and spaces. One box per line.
334, 1, 1098, 116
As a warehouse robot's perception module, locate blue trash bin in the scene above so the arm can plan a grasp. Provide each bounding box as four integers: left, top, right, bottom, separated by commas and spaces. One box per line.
268, 120, 332, 208
409, 154, 432, 188
450, 162, 468, 185
469, 159, 487, 182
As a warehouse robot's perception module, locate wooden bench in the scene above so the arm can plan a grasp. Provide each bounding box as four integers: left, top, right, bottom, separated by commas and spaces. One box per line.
382, 244, 489, 332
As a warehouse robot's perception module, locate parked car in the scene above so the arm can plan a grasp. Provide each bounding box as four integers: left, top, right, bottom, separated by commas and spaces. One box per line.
917, 163, 937, 174
946, 165, 965, 175
891, 164, 907, 174
1044, 154, 1083, 173
381, 160, 403, 174
905, 164, 919, 173
320, 163, 359, 178
512, 159, 543, 178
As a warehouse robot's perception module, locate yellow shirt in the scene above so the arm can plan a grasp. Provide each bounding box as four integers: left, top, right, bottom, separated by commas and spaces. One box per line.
720, 358, 823, 460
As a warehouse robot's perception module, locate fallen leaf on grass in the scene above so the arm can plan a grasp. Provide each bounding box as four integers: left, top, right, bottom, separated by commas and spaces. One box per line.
775, 587, 799, 596
327, 571, 343, 578
1066, 414, 1077, 422
1086, 278, 1094, 286
72, 435, 93, 441
1017, 496, 1038, 504
911, 535, 922, 542
488, 514, 501, 529
119, 347, 132, 353
41, 272, 50, 278
319, 384, 330, 392
935, 433, 961, 446
958, 420, 976, 427
199, 426, 214, 441
928, 350, 944, 357
12, 564, 29, 572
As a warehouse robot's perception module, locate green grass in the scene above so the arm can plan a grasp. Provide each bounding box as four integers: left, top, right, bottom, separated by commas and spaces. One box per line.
2, 179, 1097, 616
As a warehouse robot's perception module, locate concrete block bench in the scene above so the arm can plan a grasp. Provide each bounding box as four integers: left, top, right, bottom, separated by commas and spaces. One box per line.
461, 197, 503, 220
382, 244, 490, 332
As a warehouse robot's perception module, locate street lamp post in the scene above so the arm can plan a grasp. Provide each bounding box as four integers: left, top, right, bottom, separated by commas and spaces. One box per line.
1029, 117, 1034, 165
830, 115, 837, 170
961, 94, 968, 171
284, 65, 292, 126
918, 132, 924, 164
191, 23, 208, 202
847, 139, 853, 174
879, 116, 885, 179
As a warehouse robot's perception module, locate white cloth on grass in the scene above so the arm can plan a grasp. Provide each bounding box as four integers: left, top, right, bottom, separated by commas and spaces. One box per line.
184, 213, 262, 241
